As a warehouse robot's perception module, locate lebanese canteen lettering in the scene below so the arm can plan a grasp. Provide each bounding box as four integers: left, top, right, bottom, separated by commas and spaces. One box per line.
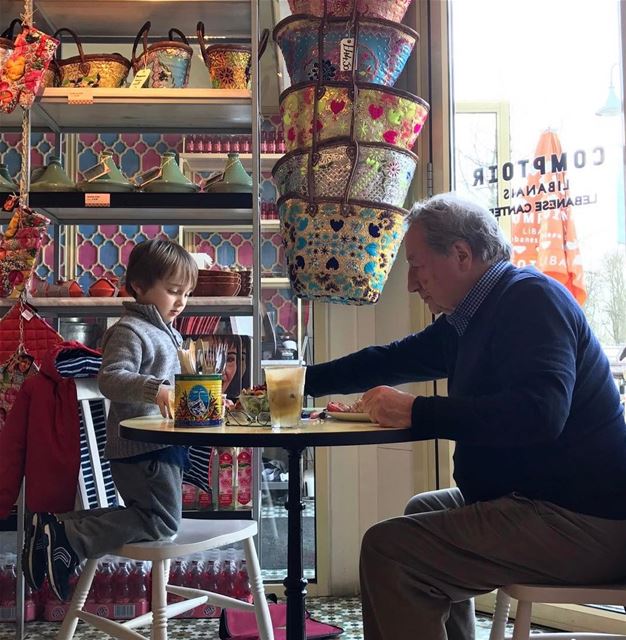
470, 146, 605, 218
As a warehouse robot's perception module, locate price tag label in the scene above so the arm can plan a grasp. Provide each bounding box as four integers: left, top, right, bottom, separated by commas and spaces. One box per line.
339, 38, 355, 71
67, 88, 94, 105
84, 193, 111, 207
21, 308, 34, 321
129, 68, 151, 89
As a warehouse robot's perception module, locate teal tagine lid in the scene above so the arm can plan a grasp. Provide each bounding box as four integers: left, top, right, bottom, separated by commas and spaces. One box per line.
204, 153, 253, 193
30, 157, 77, 192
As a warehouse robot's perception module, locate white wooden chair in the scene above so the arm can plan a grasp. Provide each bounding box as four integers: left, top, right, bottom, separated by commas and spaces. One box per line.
489, 585, 626, 640
57, 379, 273, 640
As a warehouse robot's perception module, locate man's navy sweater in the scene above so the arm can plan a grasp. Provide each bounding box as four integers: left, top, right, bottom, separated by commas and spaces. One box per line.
305, 263, 626, 519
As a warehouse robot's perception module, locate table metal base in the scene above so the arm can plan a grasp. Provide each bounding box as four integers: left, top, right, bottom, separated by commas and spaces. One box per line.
284, 446, 307, 640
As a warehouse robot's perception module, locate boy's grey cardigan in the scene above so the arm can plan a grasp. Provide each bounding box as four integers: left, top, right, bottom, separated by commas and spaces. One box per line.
98, 301, 182, 459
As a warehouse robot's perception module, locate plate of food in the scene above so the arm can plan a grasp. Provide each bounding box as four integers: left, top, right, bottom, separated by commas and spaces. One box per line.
325, 401, 373, 423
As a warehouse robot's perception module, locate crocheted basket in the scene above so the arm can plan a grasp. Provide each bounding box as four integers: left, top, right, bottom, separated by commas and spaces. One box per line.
273, 140, 417, 208
53, 28, 131, 88
280, 196, 408, 304
131, 21, 193, 88
288, 0, 414, 22
273, 14, 417, 87
280, 81, 430, 153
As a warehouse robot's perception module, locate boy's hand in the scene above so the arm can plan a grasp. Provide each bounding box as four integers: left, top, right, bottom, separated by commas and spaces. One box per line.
156, 385, 174, 419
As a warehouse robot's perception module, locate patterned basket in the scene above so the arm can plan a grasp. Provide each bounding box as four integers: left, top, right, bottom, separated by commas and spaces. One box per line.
273, 140, 417, 208
280, 196, 408, 304
288, 0, 414, 22
197, 23, 269, 89
280, 81, 429, 152
0, 19, 20, 72
53, 28, 131, 88
131, 21, 193, 88
273, 14, 417, 87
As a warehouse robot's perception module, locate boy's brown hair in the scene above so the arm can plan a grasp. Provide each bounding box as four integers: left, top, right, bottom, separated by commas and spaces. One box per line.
125, 239, 198, 298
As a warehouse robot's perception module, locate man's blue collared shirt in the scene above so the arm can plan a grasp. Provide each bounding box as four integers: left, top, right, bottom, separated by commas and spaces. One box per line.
446, 260, 509, 336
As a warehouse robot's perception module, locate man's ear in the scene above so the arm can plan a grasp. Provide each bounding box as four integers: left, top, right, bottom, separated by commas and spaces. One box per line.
452, 240, 472, 271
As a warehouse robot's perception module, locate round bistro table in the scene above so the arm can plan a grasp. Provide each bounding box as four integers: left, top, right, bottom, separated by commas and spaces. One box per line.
120, 416, 414, 640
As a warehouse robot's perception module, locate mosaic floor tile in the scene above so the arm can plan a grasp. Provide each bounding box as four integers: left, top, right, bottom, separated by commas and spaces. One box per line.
0, 598, 556, 640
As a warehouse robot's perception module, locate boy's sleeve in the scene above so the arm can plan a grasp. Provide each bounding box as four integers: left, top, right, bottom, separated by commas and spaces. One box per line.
97, 325, 164, 403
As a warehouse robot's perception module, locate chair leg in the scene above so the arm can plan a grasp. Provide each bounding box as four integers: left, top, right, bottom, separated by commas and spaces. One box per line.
511, 600, 532, 640
150, 560, 168, 640
56, 559, 98, 640
243, 537, 274, 640
489, 589, 512, 640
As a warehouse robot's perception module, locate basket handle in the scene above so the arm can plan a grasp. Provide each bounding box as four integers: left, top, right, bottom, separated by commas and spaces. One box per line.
197, 21, 269, 62
168, 27, 190, 46
131, 20, 152, 64
53, 27, 89, 73
196, 21, 208, 62
1, 18, 22, 41
308, 0, 361, 213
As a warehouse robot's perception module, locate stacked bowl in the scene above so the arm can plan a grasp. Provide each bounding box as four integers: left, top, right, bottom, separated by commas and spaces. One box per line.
272, 0, 429, 304
193, 269, 241, 297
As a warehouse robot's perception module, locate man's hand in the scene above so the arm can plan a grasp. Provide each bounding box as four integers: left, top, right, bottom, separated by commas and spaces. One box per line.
360, 386, 415, 428
156, 385, 174, 419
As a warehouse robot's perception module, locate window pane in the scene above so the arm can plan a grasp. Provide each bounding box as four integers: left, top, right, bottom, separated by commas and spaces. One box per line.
450, 0, 625, 362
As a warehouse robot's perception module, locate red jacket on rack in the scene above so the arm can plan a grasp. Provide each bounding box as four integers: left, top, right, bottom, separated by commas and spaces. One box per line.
0, 341, 101, 519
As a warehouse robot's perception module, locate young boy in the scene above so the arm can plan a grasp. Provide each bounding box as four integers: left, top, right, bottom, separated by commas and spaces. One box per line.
23, 238, 198, 601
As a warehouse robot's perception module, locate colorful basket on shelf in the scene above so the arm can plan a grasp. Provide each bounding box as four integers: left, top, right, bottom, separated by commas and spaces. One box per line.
280, 196, 408, 304
287, 0, 414, 22
273, 15, 417, 87
0, 19, 20, 72
273, 140, 417, 208
131, 21, 193, 88
52, 28, 131, 88
280, 81, 429, 152
197, 23, 268, 90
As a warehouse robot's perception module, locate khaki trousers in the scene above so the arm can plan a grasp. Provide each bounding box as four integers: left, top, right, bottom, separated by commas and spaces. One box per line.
360, 488, 626, 640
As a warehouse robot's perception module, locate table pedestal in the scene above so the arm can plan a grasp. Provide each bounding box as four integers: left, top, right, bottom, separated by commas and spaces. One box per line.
284, 446, 307, 640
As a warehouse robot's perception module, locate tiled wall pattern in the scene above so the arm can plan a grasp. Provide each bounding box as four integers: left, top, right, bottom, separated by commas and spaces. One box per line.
0, 120, 302, 335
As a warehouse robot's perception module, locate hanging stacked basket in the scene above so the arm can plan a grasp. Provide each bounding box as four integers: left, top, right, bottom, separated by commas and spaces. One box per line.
273, 0, 429, 304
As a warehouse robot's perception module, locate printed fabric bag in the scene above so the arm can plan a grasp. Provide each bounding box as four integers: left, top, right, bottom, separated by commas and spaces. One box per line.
219, 600, 343, 640
0, 301, 63, 431
0, 23, 58, 113
0, 203, 49, 298
131, 21, 192, 88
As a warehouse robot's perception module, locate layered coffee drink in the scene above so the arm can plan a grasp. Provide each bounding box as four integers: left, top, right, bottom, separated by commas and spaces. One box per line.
264, 365, 306, 428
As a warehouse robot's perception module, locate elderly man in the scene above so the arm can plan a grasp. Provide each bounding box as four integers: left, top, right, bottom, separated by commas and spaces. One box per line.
304, 193, 626, 640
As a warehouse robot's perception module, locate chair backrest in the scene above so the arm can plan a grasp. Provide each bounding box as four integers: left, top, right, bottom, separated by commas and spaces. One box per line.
75, 379, 120, 510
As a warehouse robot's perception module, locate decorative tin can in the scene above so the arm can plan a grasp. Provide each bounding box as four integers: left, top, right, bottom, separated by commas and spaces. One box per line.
175, 374, 223, 427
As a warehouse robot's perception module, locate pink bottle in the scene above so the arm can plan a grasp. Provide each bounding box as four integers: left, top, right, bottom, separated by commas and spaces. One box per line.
186, 135, 195, 153
217, 550, 236, 597
234, 557, 252, 603
218, 448, 235, 510
168, 559, 185, 604
3, 561, 16, 608
94, 560, 114, 603
185, 555, 204, 591
128, 561, 149, 605
237, 447, 253, 508
113, 560, 131, 604
202, 552, 219, 594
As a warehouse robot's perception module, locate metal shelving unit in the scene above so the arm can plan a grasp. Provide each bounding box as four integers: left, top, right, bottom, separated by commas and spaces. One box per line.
0, 1, 265, 637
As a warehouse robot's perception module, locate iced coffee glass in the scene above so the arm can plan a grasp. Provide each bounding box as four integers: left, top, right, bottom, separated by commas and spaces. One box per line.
264, 365, 306, 429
